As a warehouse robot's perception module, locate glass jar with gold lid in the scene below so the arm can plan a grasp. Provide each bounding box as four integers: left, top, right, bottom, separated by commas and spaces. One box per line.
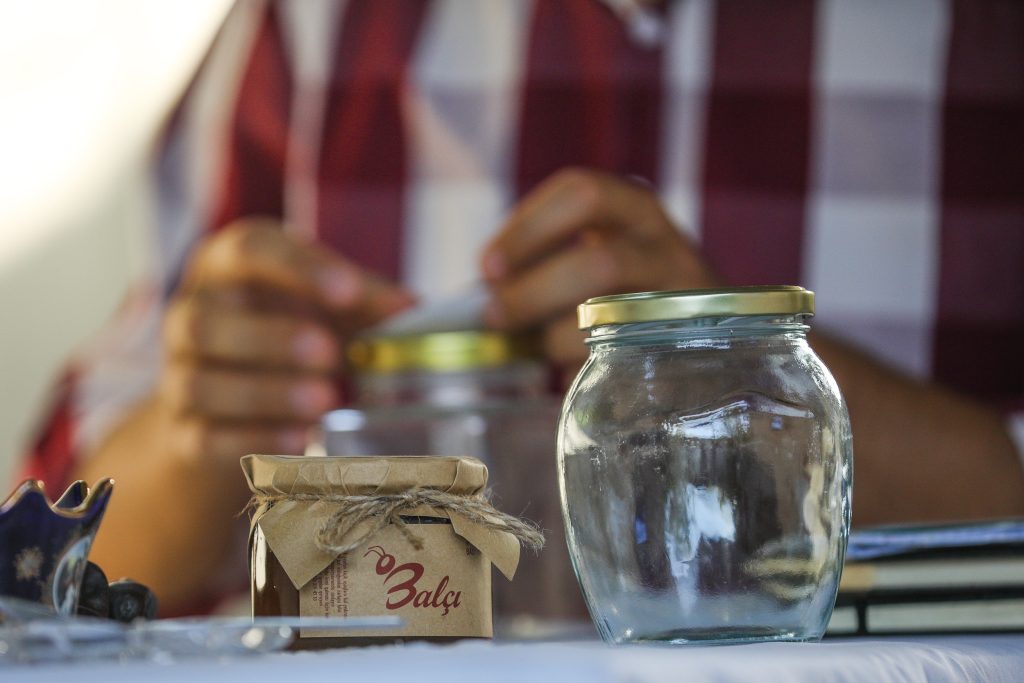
558, 286, 852, 644
321, 329, 587, 625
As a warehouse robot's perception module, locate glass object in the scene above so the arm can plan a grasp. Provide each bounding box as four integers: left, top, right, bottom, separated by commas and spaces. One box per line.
558, 287, 852, 644
321, 330, 587, 623
0, 596, 399, 663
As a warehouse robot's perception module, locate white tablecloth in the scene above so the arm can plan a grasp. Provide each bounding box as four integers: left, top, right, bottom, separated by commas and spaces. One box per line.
10, 635, 1024, 683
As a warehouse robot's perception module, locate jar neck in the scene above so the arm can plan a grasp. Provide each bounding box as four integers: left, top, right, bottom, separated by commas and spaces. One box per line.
352, 361, 550, 408
586, 314, 810, 349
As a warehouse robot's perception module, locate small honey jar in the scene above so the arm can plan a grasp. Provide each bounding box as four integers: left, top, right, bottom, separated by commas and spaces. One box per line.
242, 454, 541, 648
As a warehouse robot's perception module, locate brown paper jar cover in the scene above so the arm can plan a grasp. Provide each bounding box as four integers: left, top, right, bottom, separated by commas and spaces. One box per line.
242, 454, 524, 647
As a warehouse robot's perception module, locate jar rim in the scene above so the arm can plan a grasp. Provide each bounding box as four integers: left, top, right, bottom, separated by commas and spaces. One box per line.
577, 286, 814, 329
348, 330, 542, 374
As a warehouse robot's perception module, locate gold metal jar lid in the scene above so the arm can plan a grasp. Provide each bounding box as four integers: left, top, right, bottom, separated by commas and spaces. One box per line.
348, 330, 541, 374
577, 286, 815, 329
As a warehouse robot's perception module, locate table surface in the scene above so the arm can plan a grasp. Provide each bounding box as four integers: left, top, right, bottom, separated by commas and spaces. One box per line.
8, 634, 1024, 683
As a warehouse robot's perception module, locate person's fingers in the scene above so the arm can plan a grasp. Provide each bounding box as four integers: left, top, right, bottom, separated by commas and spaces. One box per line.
172, 417, 309, 463
481, 169, 723, 342
486, 226, 713, 330
481, 169, 662, 279
186, 219, 355, 305
164, 297, 339, 371
484, 233, 633, 329
542, 313, 589, 367
326, 271, 417, 334
186, 218, 415, 320
161, 363, 337, 421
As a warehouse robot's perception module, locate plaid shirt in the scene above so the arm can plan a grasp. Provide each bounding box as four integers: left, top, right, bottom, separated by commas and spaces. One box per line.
24, 0, 1024, 486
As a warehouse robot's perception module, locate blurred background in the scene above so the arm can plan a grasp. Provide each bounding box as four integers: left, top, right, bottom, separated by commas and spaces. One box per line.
0, 0, 231, 490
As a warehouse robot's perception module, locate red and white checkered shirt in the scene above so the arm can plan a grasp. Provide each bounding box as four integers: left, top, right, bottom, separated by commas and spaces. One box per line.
24, 0, 1024, 486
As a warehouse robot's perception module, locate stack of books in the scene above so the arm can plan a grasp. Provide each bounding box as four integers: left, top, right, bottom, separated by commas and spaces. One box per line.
828, 520, 1024, 636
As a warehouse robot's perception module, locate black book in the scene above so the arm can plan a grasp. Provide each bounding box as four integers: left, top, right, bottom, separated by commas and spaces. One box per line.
827, 520, 1024, 636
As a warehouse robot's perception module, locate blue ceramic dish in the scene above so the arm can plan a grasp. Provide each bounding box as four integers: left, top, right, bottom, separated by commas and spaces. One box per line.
0, 479, 113, 616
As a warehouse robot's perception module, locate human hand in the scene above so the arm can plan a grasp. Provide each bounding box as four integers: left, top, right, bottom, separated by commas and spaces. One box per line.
159, 218, 415, 465
480, 169, 719, 369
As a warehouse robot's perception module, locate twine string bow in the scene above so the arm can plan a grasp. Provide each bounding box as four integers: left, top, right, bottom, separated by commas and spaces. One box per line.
248, 489, 545, 556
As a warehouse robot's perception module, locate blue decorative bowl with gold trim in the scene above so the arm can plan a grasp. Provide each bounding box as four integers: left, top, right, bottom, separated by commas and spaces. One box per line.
0, 478, 113, 616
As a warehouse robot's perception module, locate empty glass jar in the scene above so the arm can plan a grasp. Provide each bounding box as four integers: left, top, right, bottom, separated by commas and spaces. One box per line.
558, 287, 852, 644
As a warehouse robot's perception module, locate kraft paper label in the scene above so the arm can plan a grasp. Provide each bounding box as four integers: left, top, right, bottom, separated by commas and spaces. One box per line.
298, 523, 492, 639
